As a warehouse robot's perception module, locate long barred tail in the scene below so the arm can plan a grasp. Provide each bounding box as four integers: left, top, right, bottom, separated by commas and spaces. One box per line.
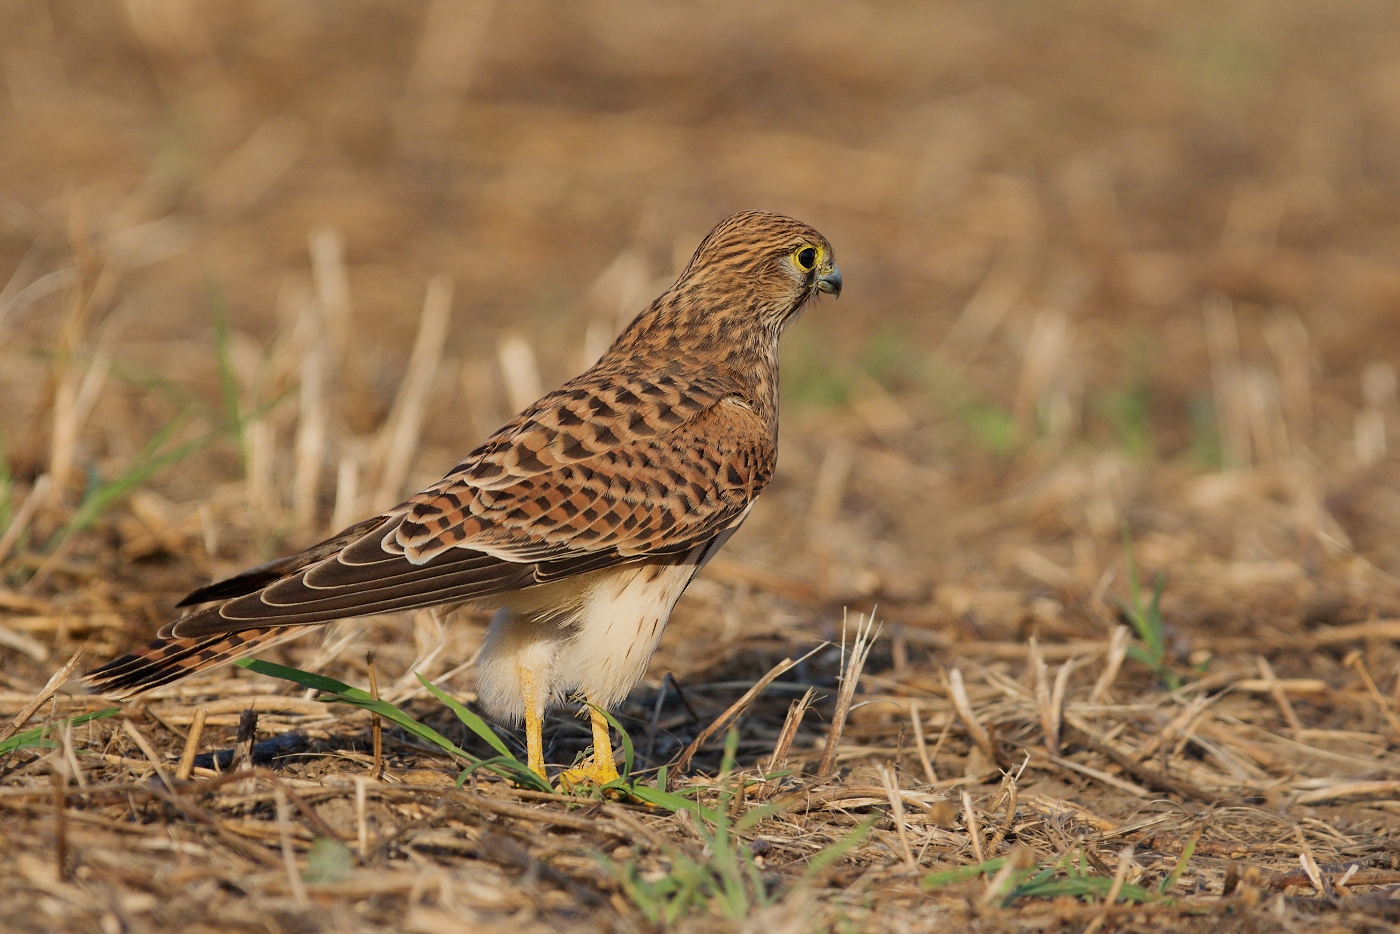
85, 626, 306, 699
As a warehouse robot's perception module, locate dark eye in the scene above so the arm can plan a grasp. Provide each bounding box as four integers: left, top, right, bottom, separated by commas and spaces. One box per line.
796, 247, 817, 270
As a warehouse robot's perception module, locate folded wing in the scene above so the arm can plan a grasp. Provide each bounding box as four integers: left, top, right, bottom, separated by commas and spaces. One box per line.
166, 396, 773, 639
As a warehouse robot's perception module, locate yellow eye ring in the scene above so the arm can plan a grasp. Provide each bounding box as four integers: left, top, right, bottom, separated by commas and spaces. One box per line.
794, 245, 820, 271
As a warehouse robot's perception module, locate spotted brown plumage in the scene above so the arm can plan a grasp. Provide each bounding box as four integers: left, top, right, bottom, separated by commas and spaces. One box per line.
86, 210, 841, 785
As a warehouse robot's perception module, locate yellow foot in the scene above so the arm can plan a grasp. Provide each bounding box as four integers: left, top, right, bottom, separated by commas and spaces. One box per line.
555, 755, 621, 791
555, 701, 621, 791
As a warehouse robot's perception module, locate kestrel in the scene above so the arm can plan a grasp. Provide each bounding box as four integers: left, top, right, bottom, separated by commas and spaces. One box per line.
87, 211, 841, 785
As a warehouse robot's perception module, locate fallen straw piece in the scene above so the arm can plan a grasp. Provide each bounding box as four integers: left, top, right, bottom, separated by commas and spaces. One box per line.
674, 645, 820, 776
947, 667, 998, 767
0, 650, 84, 744
1088, 626, 1131, 705
175, 707, 208, 782
909, 700, 938, 785
768, 686, 816, 773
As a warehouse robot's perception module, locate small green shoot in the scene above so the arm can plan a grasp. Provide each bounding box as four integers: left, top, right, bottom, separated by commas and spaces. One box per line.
803, 815, 877, 880
960, 399, 1021, 455
1100, 382, 1153, 458
0, 429, 12, 535
923, 851, 1156, 907
206, 278, 245, 460
303, 837, 355, 883
1188, 395, 1223, 470
921, 359, 1022, 456
1158, 829, 1199, 894
1121, 527, 1180, 690
0, 707, 121, 757
780, 330, 852, 408
606, 728, 778, 924
416, 673, 514, 759
921, 858, 1007, 889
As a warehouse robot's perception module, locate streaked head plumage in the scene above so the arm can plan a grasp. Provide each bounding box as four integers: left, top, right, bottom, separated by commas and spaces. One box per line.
675, 211, 840, 326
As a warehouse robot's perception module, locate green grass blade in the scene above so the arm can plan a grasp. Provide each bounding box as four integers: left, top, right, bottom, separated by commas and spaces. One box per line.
49, 409, 235, 551
921, 857, 1007, 890
734, 799, 783, 834
0, 428, 12, 534
0, 707, 121, 756
237, 658, 372, 699
238, 659, 468, 756
417, 674, 512, 758
1013, 876, 1155, 903
719, 726, 739, 780
236, 659, 558, 792
1159, 831, 1198, 894
455, 755, 554, 793
626, 783, 721, 823
206, 278, 244, 442
805, 815, 878, 880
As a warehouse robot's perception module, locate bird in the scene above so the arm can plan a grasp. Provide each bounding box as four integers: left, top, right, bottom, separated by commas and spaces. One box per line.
86, 210, 841, 786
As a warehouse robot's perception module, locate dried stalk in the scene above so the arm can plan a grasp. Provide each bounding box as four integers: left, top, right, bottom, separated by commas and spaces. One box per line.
1346, 651, 1400, 738
1029, 638, 1057, 755
987, 769, 1019, 852
331, 454, 360, 532
1294, 826, 1325, 895
675, 644, 823, 777
122, 719, 174, 793
0, 651, 84, 743
371, 276, 453, 509
292, 293, 326, 532
877, 763, 916, 869
909, 701, 938, 785
962, 789, 985, 863
47, 316, 119, 511
309, 227, 352, 367
51, 759, 68, 881
768, 687, 815, 772
1258, 656, 1303, 736
495, 333, 542, 417
947, 667, 997, 766
368, 652, 383, 779
818, 613, 879, 778
175, 707, 208, 782
276, 783, 309, 907
230, 708, 259, 773
0, 474, 50, 565
355, 775, 369, 858
1089, 625, 1131, 704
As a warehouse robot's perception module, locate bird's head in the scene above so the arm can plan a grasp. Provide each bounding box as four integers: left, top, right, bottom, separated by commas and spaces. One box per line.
676, 211, 840, 331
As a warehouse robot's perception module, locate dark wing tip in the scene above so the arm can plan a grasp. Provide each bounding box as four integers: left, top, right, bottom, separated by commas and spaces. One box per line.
176, 568, 286, 607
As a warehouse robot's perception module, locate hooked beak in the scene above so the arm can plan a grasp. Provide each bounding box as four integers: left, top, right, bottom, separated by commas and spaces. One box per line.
816, 265, 842, 296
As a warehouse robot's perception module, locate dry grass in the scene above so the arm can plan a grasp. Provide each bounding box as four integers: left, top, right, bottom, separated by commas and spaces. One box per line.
5, 0, 1400, 931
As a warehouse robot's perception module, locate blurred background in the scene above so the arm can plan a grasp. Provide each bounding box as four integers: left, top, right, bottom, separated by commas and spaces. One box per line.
3, 0, 1400, 684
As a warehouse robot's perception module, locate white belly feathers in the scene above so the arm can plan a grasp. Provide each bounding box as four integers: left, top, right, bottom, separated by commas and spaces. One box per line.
473, 560, 697, 723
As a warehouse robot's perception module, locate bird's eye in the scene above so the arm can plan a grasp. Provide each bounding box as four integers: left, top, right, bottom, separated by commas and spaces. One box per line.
795, 246, 818, 270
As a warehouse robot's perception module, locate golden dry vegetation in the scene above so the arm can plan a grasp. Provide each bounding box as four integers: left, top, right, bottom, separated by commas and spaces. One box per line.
5, 1, 1400, 932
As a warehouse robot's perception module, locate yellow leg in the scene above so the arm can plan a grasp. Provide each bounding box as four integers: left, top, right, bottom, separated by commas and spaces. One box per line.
520, 669, 546, 780
587, 704, 620, 784
557, 699, 621, 790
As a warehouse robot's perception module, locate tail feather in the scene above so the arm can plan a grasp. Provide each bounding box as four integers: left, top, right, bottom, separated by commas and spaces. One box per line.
85, 626, 305, 699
